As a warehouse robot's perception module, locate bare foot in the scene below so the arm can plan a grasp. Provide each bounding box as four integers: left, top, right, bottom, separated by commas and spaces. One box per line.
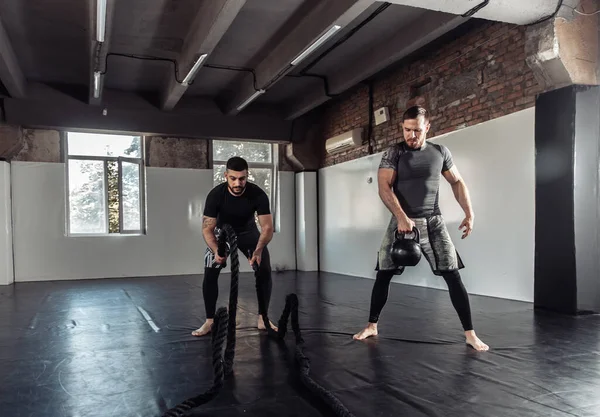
465, 330, 489, 351
353, 323, 378, 340
191, 319, 213, 337
257, 316, 278, 332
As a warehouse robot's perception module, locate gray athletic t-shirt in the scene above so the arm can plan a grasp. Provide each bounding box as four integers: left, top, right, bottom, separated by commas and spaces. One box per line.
379, 140, 454, 218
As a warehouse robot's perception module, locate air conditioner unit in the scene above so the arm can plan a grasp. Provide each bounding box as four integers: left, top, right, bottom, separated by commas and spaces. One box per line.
325, 128, 363, 154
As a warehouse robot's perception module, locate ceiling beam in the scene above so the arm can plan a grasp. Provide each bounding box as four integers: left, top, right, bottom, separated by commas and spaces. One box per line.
160, 0, 247, 111
285, 12, 467, 120
219, 0, 376, 115
88, 0, 117, 105
3, 95, 291, 143
0, 18, 26, 98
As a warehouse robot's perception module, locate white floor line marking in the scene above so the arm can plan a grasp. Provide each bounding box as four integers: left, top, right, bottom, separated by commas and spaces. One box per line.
137, 306, 160, 332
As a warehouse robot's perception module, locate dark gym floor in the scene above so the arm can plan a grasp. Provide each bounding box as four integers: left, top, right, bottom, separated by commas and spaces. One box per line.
1, 271, 599, 417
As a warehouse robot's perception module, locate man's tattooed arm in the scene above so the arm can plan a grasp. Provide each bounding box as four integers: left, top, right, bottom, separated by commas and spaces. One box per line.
202, 216, 219, 253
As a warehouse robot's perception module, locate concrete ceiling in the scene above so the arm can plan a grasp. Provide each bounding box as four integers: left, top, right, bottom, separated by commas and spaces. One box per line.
0, 0, 563, 122
386, 0, 560, 25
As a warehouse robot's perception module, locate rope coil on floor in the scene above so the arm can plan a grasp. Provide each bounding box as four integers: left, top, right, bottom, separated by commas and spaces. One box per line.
161, 224, 355, 417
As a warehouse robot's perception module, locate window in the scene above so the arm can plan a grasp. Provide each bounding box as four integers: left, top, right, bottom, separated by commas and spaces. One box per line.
65, 132, 146, 235
212, 140, 279, 230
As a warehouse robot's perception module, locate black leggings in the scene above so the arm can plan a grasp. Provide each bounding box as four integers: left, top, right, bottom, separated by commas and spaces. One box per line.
202, 230, 272, 319
368, 268, 473, 331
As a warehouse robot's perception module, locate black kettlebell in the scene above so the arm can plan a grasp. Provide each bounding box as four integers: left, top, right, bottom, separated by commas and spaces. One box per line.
389, 227, 422, 267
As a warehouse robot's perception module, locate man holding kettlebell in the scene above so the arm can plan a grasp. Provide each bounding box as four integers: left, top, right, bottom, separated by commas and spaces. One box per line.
352, 106, 489, 352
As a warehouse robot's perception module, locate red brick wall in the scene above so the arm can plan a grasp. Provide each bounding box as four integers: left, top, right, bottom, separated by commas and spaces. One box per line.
320, 20, 544, 168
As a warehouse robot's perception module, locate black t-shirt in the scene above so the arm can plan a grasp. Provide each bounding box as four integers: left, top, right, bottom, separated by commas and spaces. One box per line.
203, 182, 271, 233
379, 141, 454, 218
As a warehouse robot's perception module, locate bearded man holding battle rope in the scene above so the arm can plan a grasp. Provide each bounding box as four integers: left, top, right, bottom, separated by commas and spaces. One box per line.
192, 156, 277, 337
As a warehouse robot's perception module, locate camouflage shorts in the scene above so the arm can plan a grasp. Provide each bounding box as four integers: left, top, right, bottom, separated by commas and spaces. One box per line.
376, 215, 464, 276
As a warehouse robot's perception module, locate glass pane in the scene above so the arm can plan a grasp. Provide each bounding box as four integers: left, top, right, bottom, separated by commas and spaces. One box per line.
67, 132, 142, 158
68, 160, 106, 234
107, 161, 119, 233
213, 140, 271, 163
213, 164, 225, 186
248, 168, 272, 200
122, 162, 141, 230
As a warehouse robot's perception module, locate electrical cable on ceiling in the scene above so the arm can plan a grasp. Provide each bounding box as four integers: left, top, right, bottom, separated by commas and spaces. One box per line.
97, 52, 188, 84
202, 63, 335, 100
97, 55, 261, 90
523, 0, 564, 26
285, 73, 336, 98
460, 0, 564, 24
203, 64, 259, 91
203, 64, 253, 73
462, 1, 490, 18
94, 53, 263, 95
303, 73, 336, 98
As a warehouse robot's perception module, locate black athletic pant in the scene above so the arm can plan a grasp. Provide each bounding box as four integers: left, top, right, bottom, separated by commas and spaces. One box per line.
202, 229, 272, 319
368, 268, 473, 331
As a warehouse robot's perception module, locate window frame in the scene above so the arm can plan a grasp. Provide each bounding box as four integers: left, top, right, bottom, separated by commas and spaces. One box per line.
64, 132, 147, 237
211, 141, 280, 232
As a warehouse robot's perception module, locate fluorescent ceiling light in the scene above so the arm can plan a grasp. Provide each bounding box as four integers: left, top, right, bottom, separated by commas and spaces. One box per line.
182, 53, 208, 85
93, 71, 102, 98
96, 0, 107, 42
290, 25, 342, 66
236, 89, 265, 111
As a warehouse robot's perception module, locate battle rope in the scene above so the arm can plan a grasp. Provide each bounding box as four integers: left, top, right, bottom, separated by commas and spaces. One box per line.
160, 227, 239, 417
160, 307, 229, 416
161, 224, 355, 417
257, 278, 357, 417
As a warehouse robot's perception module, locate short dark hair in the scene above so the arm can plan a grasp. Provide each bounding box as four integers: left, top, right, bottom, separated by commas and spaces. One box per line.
226, 156, 248, 172
402, 106, 429, 123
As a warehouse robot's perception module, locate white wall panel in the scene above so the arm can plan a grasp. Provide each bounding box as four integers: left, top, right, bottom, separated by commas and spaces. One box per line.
295, 172, 318, 271
11, 164, 295, 281
0, 162, 14, 285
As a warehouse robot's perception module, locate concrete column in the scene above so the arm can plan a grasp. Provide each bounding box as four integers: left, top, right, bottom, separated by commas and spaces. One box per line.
526, 2, 599, 91
295, 172, 318, 271
534, 84, 600, 314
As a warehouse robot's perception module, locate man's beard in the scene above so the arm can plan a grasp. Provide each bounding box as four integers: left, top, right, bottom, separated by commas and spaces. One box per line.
405, 137, 423, 148
228, 184, 246, 195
